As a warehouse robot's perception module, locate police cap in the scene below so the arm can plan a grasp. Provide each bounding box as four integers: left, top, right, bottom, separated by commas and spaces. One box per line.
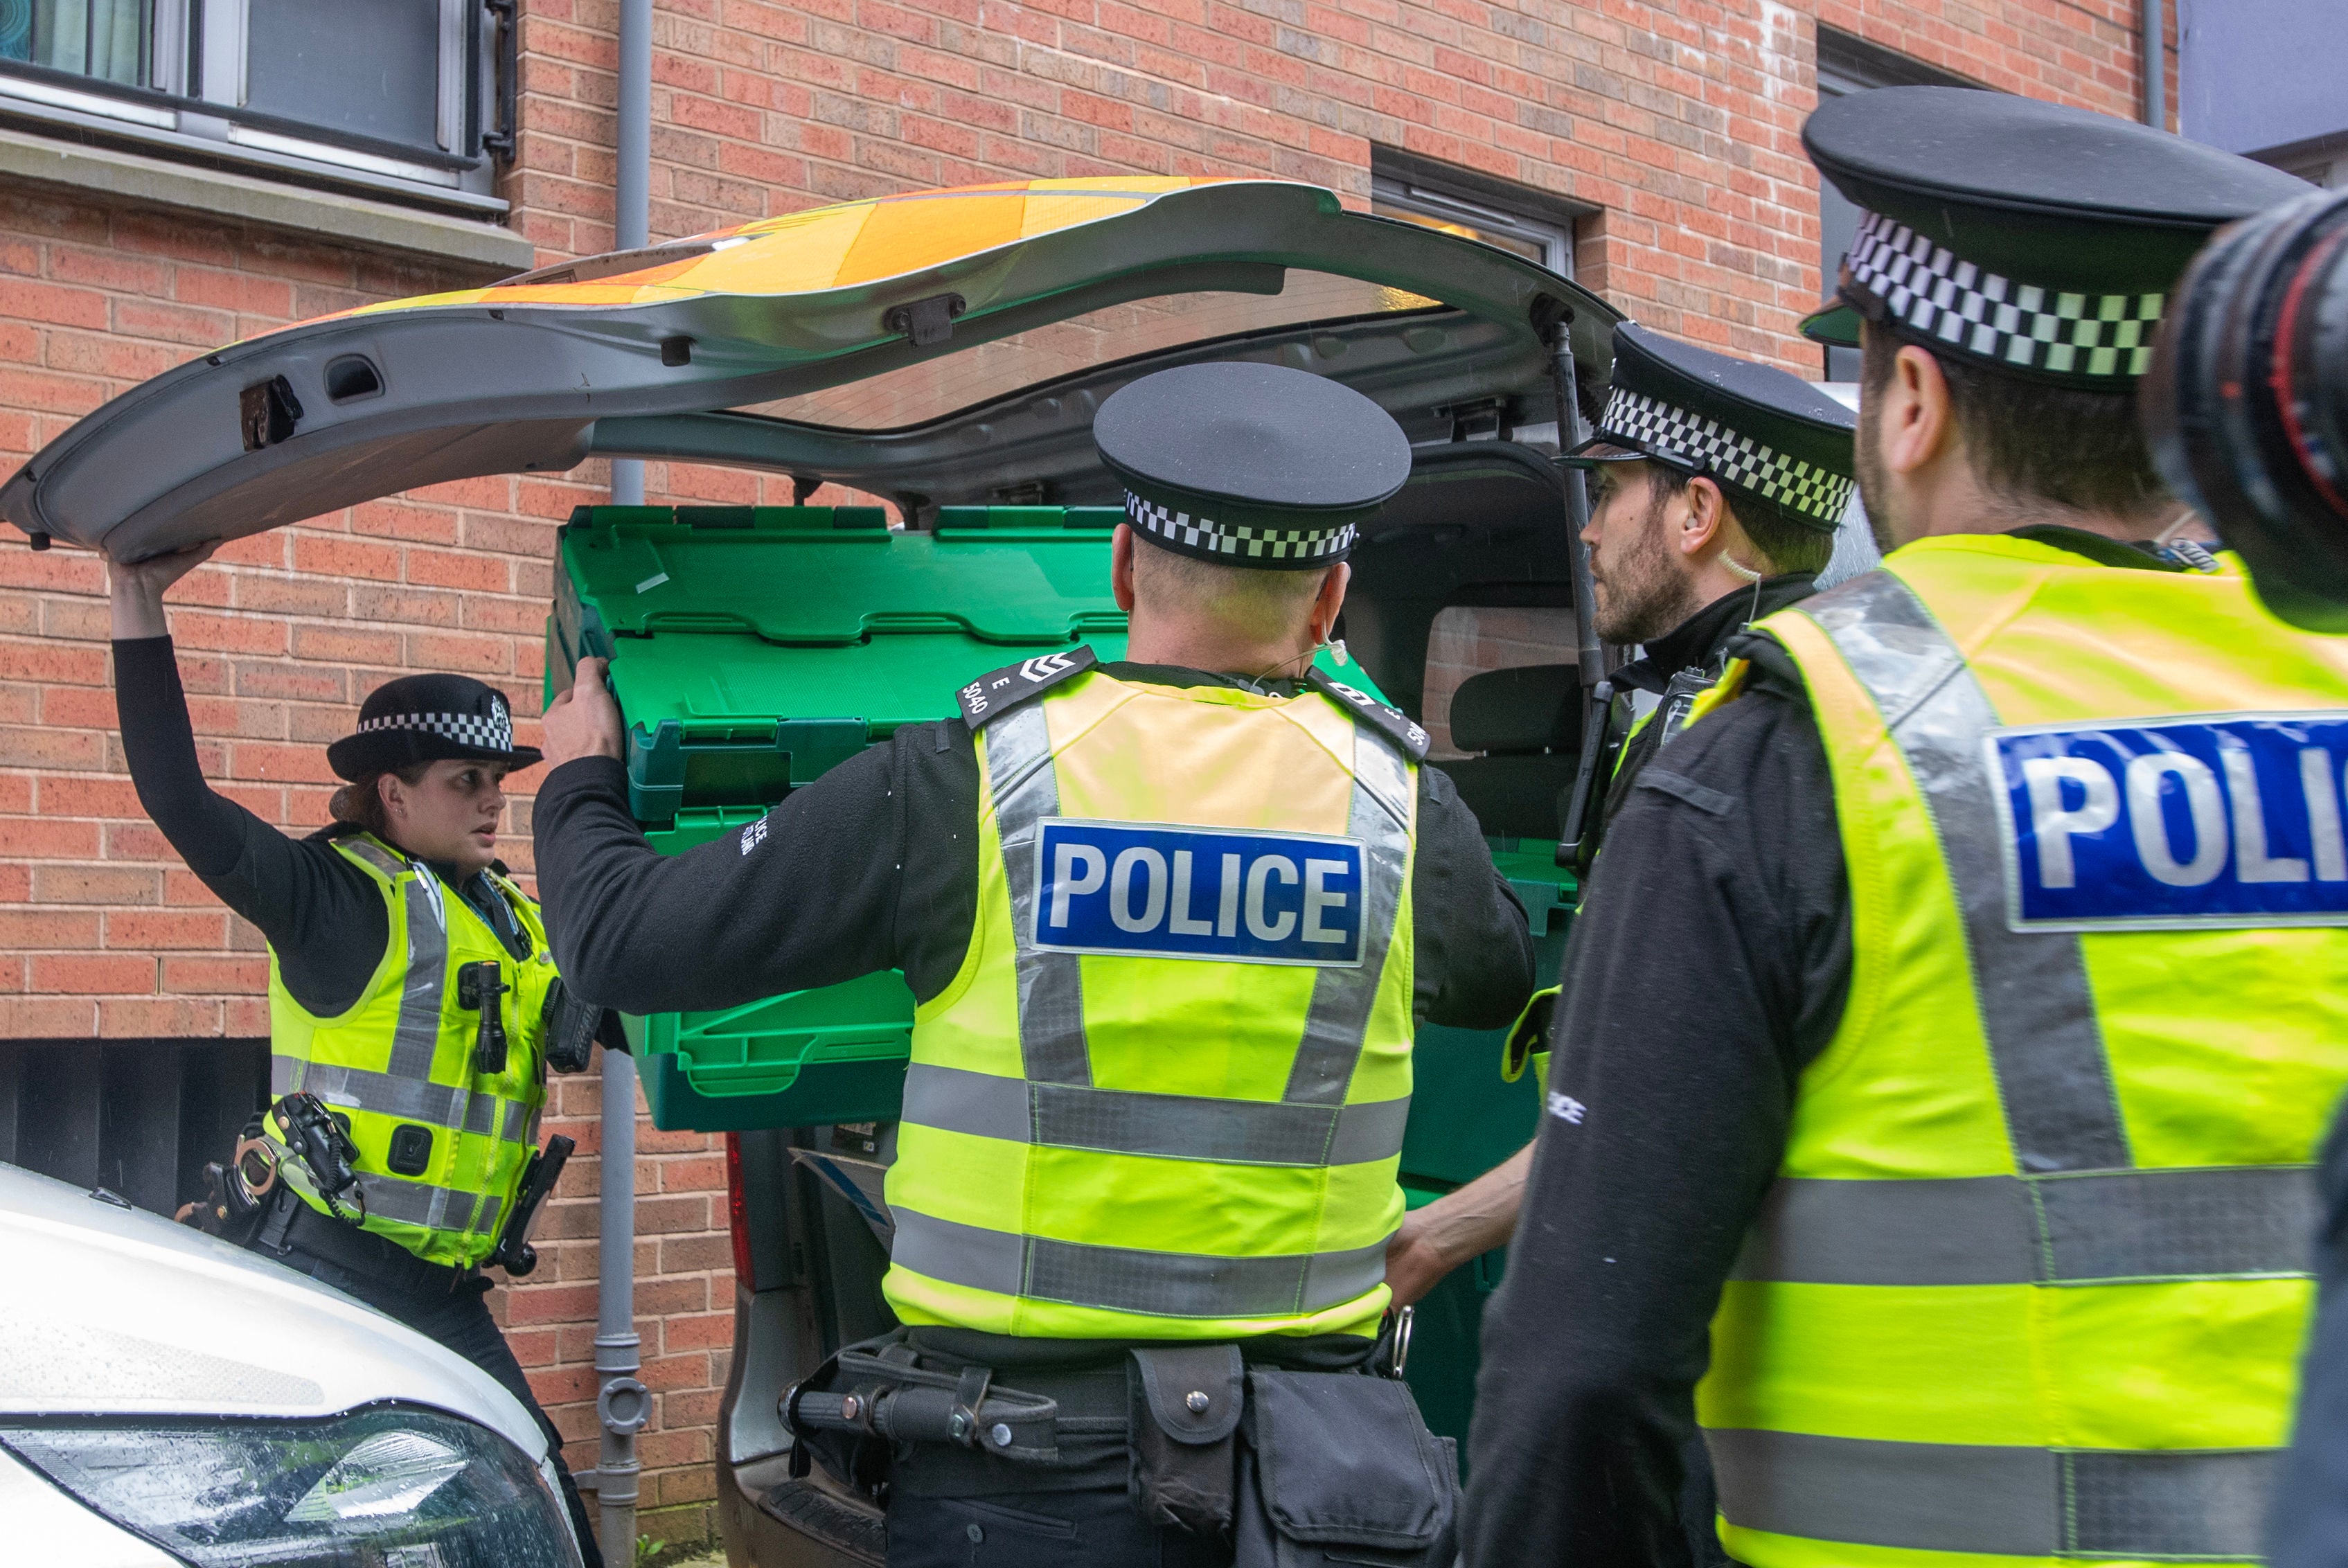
1562, 323, 1857, 533
1803, 86, 2309, 384
1094, 362, 1411, 569
326, 672, 542, 781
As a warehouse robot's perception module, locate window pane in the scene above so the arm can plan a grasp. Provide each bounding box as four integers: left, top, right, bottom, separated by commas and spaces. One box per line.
246, 0, 441, 151
12, 1, 148, 85
1816, 169, 1865, 382
1421, 605, 1579, 759
741, 270, 1443, 432
1370, 201, 1549, 267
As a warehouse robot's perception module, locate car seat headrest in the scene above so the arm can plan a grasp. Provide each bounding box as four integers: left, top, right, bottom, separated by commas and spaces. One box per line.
1449, 663, 1581, 756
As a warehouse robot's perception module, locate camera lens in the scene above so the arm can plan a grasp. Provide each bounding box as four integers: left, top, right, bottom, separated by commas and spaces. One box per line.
2146, 188, 2348, 632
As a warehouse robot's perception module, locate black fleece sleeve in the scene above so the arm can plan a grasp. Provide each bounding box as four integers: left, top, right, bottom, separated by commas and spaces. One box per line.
1459, 679, 1852, 1568
533, 706, 1531, 1027
1411, 761, 1535, 1029
113, 636, 387, 1018
531, 719, 981, 1013
2268, 1098, 2348, 1567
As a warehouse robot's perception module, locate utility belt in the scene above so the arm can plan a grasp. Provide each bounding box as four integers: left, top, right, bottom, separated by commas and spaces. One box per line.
785, 1311, 1457, 1567
175, 1091, 572, 1285
254, 1184, 477, 1296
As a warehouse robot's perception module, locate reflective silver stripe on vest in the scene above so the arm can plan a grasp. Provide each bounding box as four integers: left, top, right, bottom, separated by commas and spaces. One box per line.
350, 1173, 499, 1236
334, 837, 456, 1089
985, 700, 1093, 1087
335, 834, 407, 877
1706, 1428, 2277, 1560
1285, 721, 1414, 1104
1731, 1167, 2320, 1285
902, 1063, 1410, 1168
891, 1209, 1389, 1319
1802, 571, 2128, 1173
273, 1056, 537, 1144
278, 1167, 501, 1238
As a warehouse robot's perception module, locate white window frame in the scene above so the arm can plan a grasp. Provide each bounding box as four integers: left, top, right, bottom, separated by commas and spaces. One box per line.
0, 0, 505, 214
1369, 154, 1581, 278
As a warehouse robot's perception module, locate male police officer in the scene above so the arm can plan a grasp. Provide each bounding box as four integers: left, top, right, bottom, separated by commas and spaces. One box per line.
1385, 323, 1856, 1307
1463, 87, 2348, 1568
533, 362, 1534, 1567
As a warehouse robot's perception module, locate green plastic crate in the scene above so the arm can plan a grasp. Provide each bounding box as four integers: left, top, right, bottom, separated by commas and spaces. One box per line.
551, 503, 1134, 828
549, 502, 1141, 1128
616, 804, 920, 1130
624, 970, 916, 1134
1396, 839, 1574, 1190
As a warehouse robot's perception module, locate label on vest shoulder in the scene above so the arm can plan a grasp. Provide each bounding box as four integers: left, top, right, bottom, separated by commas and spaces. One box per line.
1989, 712, 2348, 929
1032, 819, 1366, 965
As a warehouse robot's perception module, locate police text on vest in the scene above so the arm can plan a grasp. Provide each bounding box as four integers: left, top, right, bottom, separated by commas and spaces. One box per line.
1990, 713, 2348, 928
1031, 819, 1367, 965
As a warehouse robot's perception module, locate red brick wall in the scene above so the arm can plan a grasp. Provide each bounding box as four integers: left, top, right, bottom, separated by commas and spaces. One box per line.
0, 0, 2163, 1546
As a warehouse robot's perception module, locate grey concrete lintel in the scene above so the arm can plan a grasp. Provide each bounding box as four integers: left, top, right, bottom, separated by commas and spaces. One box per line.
0, 126, 534, 274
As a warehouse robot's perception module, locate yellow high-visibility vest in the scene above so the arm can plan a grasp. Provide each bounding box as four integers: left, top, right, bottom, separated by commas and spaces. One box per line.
267, 832, 557, 1267
884, 661, 1422, 1340
1690, 535, 2348, 1568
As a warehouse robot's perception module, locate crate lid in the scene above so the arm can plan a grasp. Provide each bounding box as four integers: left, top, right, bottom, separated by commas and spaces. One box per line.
562, 504, 1126, 647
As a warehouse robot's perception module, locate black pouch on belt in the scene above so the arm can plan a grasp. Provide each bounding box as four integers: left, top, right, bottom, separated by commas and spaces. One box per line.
1231, 1369, 1459, 1568
1127, 1344, 1243, 1539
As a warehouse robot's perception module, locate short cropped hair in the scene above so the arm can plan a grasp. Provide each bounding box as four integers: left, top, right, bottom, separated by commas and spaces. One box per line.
1130, 531, 1328, 629
1862, 326, 2167, 519
1727, 490, 1836, 576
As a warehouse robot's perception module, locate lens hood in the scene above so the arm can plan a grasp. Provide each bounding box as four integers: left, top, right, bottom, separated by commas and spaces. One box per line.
2146, 188, 2348, 632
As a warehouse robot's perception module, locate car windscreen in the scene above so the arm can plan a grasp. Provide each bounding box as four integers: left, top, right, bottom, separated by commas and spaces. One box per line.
737, 269, 1442, 432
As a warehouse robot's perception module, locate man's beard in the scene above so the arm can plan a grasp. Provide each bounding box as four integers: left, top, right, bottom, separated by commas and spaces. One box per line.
1854, 382, 1901, 554
1592, 483, 1702, 644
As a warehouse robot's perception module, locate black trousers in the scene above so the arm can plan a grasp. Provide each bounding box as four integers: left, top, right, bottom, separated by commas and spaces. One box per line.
268, 1244, 605, 1568
888, 1486, 1229, 1568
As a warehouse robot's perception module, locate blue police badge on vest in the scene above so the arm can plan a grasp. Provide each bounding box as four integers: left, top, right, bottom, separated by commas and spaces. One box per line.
1032, 819, 1367, 965
1989, 713, 2348, 929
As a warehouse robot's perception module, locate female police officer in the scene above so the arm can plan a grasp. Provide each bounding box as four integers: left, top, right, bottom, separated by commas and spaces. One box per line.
107, 540, 603, 1565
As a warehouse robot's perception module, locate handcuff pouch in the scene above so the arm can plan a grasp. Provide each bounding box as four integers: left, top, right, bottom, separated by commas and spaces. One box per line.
1231, 1369, 1459, 1567
1128, 1344, 1243, 1539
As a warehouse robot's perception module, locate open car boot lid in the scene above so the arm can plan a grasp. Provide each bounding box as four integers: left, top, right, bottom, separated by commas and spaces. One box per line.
0, 176, 1618, 560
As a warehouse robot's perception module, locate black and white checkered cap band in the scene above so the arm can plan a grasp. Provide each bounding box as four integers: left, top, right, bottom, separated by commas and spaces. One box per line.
355, 708, 515, 751
1845, 208, 2164, 380
1123, 492, 1355, 563
1599, 386, 1856, 529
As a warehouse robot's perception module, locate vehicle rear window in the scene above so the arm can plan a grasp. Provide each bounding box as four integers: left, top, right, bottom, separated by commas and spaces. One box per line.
740, 270, 1441, 431
1421, 605, 1578, 759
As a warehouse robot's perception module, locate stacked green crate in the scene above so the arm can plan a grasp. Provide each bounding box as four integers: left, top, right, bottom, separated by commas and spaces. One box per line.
547, 501, 1133, 1128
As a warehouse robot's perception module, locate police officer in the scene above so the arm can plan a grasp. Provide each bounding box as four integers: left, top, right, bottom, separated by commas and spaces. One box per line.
532, 361, 1536, 1567
1385, 324, 1856, 1308
2273, 1095, 2348, 1568
1462, 86, 2345, 1568
107, 543, 605, 1564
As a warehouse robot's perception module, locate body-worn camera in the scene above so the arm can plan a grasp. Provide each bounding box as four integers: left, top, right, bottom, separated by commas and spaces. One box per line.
2146, 188, 2348, 632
